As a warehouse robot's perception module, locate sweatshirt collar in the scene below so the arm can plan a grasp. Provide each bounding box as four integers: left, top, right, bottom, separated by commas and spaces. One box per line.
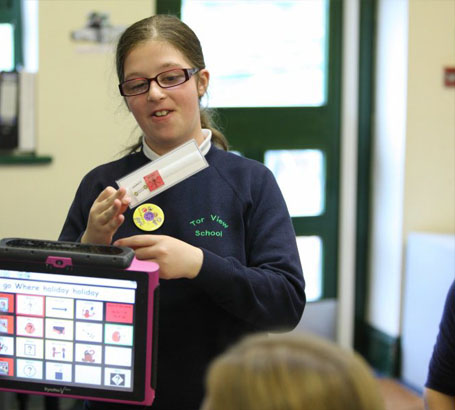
142, 129, 212, 161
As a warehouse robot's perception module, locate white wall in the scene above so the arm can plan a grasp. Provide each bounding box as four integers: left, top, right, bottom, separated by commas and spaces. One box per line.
401, 232, 455, 390
404, 0, 455, 235
367, 0, 455, 338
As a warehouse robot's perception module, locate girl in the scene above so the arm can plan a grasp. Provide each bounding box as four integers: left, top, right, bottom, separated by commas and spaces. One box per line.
59, 14, 305, 410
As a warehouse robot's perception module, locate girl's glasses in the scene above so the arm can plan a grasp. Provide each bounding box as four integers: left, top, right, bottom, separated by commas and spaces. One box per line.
119, 68, 200, 96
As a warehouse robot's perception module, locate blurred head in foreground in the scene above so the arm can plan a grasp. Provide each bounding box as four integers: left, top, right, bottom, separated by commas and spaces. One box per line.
202, 332, 385, 410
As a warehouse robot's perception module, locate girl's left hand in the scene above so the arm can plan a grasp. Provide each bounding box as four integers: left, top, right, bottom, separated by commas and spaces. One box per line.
113, 235, 203, 280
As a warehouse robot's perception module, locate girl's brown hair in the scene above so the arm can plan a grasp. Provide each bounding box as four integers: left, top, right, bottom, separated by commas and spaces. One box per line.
116, 14, 228, 153
203, 332, 385, 410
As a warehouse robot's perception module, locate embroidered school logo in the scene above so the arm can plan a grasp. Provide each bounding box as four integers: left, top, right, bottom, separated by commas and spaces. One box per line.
189, 214, 230, 238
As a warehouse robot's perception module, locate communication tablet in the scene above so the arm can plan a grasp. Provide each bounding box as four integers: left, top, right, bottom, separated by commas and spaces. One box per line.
0, 238, 159, 406
0, 238, 135, 269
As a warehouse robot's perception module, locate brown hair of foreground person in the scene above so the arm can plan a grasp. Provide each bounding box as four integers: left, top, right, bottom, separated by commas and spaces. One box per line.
202, 332, 385, 410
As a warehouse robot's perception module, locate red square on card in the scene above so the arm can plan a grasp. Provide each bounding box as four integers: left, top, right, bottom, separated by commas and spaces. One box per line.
0, 315, 14, 334
0, 358, 14, 376
0, 293, 14, 313
106, 303, 134, 324
144, 170, 164, 192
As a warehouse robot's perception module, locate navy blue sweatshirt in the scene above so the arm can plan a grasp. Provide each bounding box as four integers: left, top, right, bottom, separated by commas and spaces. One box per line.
59, 145, 306, 410
425, 280, 455, 397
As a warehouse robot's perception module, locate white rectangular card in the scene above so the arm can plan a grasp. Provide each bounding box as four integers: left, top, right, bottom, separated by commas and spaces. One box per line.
116, 139, 209, 208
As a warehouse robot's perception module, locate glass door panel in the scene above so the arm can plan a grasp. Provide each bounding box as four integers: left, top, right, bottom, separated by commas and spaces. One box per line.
0, 23, 14, 71
182, 0, 328, 108
265, 149, 325, 217
296, 236, 322, 301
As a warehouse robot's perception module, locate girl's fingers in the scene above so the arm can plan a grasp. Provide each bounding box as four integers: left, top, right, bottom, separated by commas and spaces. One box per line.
113, 235, 156, 249
96, 186, 117, 203
96, 187, 126, 211
110, 213, 125, 231
99, 198, 122, 224
94, 188, 130, 226
134, 246, 156, 261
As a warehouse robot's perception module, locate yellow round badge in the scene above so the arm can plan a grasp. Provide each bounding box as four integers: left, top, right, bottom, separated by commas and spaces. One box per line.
132, 203, 164, 232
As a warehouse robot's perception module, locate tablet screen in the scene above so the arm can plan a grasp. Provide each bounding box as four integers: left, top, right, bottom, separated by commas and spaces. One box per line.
0, 260, 155, 403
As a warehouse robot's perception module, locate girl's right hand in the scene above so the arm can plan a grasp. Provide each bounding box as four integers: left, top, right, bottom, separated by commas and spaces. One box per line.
81, 186, 130, 245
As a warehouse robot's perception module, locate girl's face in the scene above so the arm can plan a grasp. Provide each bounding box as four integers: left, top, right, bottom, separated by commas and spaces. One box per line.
123, 40, 209, 155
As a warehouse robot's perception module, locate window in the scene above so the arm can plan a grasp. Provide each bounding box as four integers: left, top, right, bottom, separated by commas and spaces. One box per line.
296, 236, 322, 300
265, 149, 326, 301
182, 0, 328, 107
264, 149, 325, 217
0, 23, 14, 71
0, 1, 41, 157
0, 0, 23, 70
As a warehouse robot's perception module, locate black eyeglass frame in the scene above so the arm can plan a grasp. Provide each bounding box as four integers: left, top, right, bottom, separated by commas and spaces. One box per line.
118, 68, 200, 96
